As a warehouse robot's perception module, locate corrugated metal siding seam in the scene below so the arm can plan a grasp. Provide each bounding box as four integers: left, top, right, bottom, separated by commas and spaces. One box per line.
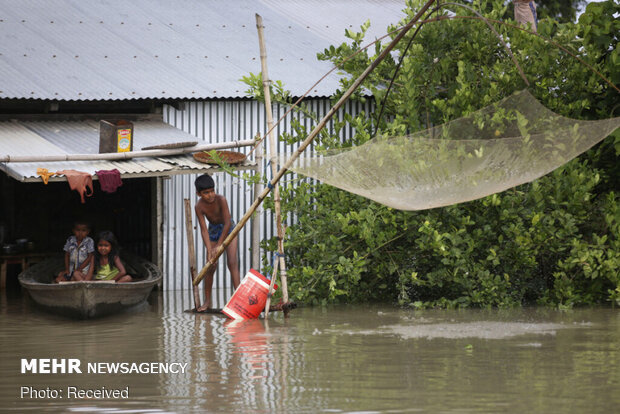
164, 101, 241, 291
162, 97, 374, 291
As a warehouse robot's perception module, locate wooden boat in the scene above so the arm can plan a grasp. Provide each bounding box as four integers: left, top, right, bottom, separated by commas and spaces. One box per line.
18, 253, 162, 319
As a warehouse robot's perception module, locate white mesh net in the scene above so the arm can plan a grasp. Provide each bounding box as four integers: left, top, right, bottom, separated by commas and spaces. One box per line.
283, 90, 620, 210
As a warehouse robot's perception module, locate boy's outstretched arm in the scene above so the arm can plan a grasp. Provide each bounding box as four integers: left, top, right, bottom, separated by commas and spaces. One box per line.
56, 251, 71, 281
195, 204, 214, 261
77, 252, 93, 272
62, 251, 70, 276
84, 256, 95, 280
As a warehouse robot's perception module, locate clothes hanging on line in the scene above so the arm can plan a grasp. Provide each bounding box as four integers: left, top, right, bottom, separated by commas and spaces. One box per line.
56, 169, 93, 204
96, 169, 123, 193
36, 168, 57, 185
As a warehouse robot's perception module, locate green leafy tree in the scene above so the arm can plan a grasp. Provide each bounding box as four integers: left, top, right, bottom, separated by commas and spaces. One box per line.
253, 0, 619, 308
533, 0, 586, 24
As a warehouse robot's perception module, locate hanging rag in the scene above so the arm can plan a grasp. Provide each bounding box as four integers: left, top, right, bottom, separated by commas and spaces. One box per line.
56, 169, 93, 203
514, 0, 537, 33
96, 169, 123, 193
36, 168, 57, 185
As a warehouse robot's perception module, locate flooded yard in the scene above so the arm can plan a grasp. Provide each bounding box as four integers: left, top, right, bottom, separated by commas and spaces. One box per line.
1, 289, 619, 413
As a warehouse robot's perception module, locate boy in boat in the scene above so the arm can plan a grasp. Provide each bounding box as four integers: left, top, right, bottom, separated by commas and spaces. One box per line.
194, 174, 240, 311
55, 220, 95, 282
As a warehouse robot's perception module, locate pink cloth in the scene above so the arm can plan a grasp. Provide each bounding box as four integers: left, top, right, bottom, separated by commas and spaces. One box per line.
56, 169, 93, 204
96, 169, 123, 193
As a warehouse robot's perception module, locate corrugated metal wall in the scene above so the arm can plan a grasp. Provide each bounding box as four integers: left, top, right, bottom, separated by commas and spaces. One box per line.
162, 98, 373, 293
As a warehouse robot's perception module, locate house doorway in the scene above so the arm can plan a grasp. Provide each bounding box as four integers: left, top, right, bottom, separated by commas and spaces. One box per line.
0, 173, 154, 289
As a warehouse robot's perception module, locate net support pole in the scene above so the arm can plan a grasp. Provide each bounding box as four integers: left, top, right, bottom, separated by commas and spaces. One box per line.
251, 134, 262, 270
264, 254, 279, 318
256, 13, 289, 305
194, 0, 437, 286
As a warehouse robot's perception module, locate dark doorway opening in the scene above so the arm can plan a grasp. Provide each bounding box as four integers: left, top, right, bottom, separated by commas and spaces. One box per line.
1, 173, 153, 289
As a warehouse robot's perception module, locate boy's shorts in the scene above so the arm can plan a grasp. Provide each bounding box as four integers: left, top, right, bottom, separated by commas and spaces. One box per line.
208, 220, 235, 242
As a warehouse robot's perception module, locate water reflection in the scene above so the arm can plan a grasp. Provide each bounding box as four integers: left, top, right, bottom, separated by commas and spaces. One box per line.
1, 289, 619, 413
225, 318, 269, 379
156, 291, 295, 413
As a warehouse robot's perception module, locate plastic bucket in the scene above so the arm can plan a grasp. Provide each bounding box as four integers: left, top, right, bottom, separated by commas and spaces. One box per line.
222, 269, 277, 319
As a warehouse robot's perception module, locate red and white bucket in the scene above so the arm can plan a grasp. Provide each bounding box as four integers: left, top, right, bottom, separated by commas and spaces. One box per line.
222, 269, 277, 319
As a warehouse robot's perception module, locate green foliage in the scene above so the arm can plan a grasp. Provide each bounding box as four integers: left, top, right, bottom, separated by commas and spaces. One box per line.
199, 150, 262, 186
260, 0, 620, 308
241, 72, 290, 103
278, 160, 619, 309
576, 0, 620, 171
531, 0, 586, 24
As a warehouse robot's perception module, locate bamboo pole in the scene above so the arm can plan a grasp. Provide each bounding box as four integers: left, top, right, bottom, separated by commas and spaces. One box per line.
256, 13, 289, 304
251, 135, 262, 270
194, 0, 437, 286
184, 199, 202, 310
264, 255, 279, 317
0, 139, 256, 163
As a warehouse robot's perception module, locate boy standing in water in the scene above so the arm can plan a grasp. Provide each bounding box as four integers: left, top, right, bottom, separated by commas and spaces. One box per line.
194, 174, 240, 311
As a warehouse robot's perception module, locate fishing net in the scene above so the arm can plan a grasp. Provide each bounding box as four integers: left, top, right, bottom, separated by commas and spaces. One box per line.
282, 90, 620, 210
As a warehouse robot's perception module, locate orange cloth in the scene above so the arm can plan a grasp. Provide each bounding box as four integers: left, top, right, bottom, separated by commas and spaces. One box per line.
36, 168, 58, 185
56, 169, 93, 203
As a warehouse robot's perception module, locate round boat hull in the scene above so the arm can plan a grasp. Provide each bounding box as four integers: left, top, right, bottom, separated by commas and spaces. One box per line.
18, 254, 162, 319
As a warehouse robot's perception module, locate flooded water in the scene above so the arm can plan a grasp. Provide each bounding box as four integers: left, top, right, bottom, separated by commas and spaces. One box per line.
1, 289, 619, 413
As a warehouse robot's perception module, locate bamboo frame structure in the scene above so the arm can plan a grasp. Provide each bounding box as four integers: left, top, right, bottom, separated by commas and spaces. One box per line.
193, 0, 438, 287
184, 199, 202, 310
256, 14, 289, 316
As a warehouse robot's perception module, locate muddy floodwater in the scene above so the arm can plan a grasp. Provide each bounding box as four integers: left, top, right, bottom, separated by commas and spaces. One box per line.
1, 289, 619, 413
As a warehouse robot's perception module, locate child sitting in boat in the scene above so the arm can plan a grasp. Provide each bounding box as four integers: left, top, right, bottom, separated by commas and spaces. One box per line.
90, 231, 132, 283
55, 220, 95, 283
194, 174, 240, 311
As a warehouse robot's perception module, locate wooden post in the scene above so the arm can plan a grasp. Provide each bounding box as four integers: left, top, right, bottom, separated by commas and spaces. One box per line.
194, 0, 437, 286
256, 13, 289, 304
184, 199, 202, 310
252, 135, 262, 270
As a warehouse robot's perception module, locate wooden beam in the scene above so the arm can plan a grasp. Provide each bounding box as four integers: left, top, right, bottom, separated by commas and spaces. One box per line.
1, 139, 256, 163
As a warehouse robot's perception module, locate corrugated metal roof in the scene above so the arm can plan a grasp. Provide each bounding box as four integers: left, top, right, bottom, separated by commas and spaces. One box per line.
0, 0, 405, 101
0, 120, 255, 182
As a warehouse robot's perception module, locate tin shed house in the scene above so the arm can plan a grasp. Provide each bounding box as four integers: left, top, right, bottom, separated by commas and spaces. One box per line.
0, 0, 405, 296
